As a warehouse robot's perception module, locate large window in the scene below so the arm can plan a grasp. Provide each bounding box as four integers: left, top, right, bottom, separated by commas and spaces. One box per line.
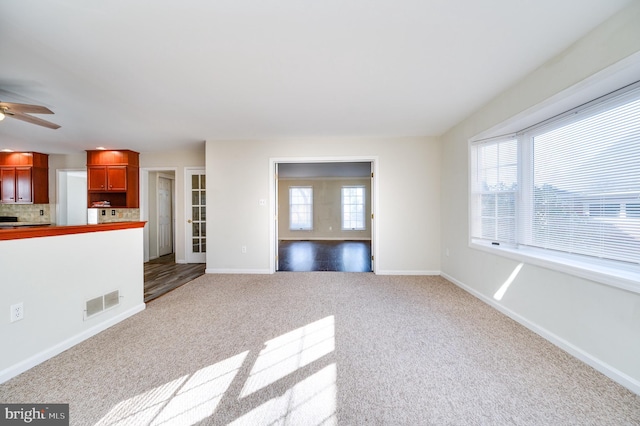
341, 186, 366, 230
470, 82, 640, 285
289, 186, 313, 230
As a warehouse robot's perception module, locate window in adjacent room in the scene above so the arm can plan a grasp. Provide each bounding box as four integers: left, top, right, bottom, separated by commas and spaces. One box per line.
289, 186, 313, 230
342, 186, 366, 230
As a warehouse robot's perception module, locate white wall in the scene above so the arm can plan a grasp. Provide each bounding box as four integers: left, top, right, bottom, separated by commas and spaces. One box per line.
205, 137, 441, 274
0, 227, 145, 382
440, 2, 640, 393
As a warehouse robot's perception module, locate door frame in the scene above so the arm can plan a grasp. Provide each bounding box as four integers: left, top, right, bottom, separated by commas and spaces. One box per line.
140, 167, 178, 263
269, 156, 379, 274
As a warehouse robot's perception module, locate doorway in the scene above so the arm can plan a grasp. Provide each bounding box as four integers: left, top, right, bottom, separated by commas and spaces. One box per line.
56, 169, 87, 225
141, 168, 177, 263
145, 171, 175, 261
271, 159, 378, 273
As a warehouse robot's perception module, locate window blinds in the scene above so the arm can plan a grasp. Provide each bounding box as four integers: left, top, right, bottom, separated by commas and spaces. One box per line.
524, 94, 640, 264
470, 138, 518, 244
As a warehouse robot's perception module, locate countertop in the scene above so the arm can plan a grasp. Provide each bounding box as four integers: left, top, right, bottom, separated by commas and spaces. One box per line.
0, 222, 52, 228
0, 221, 145, 240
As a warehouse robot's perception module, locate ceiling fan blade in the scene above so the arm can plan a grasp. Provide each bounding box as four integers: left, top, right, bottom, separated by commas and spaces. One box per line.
8, 111, 60, 129
0, 101, 54, 114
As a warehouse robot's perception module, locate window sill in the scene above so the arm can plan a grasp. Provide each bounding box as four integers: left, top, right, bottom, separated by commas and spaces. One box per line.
470, 240, 640, 295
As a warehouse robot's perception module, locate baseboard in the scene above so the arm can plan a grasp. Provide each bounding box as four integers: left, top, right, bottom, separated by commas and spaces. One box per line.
0, 303, 146, 384
376, 270, 441, 276
440, 272, 640, 396
175, 258, 187, 264
204, 268, 438, 276
205, 268, 272, 274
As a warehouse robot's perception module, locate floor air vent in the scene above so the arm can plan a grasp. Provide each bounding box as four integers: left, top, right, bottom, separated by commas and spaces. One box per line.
84, 290, 120, 320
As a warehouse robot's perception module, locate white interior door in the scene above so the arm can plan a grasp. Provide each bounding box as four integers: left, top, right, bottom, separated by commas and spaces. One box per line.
275, 163, 279, 271
158, 176, 173, 256
370, 162, 375, 272
186, 168, 206, 263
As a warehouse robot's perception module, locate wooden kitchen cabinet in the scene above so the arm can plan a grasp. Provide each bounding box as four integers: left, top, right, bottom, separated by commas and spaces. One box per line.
0, 152, 49, 204
86, 150, 139, 208
0, 168, 16, 202
87, 166, 127, 191
88, 166, 107, 191
107, 166, 127, 191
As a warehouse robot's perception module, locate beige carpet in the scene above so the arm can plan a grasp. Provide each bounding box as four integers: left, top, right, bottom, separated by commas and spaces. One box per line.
1, 273, 639, 425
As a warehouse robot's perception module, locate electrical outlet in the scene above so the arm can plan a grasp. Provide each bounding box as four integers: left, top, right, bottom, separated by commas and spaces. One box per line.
39, 209, 44, 216
10, 303, 24, 322
241, 245, 247, 254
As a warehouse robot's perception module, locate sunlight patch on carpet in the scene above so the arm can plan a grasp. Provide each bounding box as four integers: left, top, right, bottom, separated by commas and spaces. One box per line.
240, 316, 335, 397
95, 351, 249, 426
230, 363, 337, 426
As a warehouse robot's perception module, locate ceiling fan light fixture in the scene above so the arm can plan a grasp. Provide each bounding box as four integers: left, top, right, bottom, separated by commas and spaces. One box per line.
0, 110, 5, 121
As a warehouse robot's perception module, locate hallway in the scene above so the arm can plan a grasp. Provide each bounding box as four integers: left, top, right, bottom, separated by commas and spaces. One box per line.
144, 254, 206, 302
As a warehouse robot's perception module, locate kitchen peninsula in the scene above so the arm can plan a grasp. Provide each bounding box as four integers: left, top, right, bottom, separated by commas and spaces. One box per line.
0, 221, 146, 383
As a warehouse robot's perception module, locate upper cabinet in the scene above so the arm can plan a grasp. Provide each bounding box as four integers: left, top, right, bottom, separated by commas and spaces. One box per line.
86, 149, 139, 208
0, 152, 49, 204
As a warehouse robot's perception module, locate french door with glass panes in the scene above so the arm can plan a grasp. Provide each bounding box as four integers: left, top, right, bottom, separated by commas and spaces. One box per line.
186, 168, 206, 263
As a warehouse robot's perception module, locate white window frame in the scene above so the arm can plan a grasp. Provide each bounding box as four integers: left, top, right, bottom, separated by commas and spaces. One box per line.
341, 185, 366, 231
469, 81, 640, 294
289, 186, 313, 231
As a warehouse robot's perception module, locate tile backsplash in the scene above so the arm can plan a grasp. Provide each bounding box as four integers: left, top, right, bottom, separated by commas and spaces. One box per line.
0, 204, 51, 223
96, 208, 140, 223
0, 204, 140, 224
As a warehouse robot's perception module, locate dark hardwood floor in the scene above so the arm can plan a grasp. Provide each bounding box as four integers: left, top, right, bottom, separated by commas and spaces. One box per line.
278, 240, 372, 272
144, 254, 206, 302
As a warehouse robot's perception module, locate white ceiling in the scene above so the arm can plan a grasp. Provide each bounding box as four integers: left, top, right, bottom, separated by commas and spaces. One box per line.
0, 0, 632, 154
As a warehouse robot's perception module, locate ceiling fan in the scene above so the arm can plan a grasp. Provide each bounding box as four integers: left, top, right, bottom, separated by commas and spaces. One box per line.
0, 101, 60, 129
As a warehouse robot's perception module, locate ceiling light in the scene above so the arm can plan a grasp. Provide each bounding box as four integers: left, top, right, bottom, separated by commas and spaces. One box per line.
0, 110, 5, 121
